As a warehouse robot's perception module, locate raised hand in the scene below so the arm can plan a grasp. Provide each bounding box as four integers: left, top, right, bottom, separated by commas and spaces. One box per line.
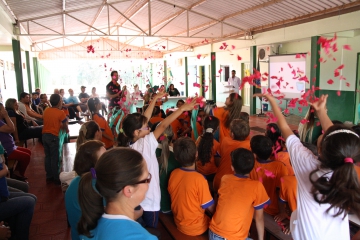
310, 94, 328, 113
181, 98, 198, 111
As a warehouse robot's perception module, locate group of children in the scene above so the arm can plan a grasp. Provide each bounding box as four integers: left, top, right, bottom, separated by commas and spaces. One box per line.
41, 85, 360, 239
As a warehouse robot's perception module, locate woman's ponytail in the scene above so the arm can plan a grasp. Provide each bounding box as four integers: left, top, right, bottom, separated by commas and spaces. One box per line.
310, 125, 360, 219
197, 116, 219, 166
77, 172, 104, 237
310, 162, 360, 218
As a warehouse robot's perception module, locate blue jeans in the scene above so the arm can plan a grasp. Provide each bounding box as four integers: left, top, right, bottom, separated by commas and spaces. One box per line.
0, 191, 37, 239
209, 229, 253, 240
142, 211, 159, 228
6, 178, 29, 192
43, 133, 60, 180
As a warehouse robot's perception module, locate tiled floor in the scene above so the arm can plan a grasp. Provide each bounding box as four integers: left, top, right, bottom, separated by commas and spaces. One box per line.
25, 113, 300, 240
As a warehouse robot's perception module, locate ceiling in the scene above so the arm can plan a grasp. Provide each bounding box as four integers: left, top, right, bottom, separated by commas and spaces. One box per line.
2, 0, 360, 59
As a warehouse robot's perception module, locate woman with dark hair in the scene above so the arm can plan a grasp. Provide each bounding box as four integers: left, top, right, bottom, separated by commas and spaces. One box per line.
65, 140, 106, 240
167, 84, 180, 96
212, 93, 243, 143
77, 148, 157, 239
0, 103, 31, 181
5, 98, 43, 144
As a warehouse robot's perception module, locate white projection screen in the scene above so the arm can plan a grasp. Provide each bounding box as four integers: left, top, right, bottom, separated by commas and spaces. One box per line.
269, 54, 307, 99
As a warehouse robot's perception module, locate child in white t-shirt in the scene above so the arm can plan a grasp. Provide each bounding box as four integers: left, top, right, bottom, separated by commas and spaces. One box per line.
256, 93, 360, 240
117, 91, 197, 227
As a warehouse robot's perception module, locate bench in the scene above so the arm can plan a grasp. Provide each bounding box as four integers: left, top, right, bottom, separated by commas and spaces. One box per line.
159, 212, 208, 240
264, 213, 292, 240
61, 142, 77, 172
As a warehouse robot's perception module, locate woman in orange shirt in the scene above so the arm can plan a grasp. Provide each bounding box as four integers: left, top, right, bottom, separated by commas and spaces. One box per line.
212, 93, 242, 143
196, 116, 220, 181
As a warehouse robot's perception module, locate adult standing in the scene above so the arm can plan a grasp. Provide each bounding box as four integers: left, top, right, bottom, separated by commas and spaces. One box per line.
106, 71, 122, 111
167, 84, 180, 96
228, 70, 241, 95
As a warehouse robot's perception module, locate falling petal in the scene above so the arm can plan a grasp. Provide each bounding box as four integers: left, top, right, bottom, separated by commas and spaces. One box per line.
327, 79, 334, 85
343, 45, 351, 50
337, 90, 341, 96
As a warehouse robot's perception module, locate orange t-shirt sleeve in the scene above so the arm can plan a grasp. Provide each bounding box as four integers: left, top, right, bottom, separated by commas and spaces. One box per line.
253, 182, 271, 210
199, 177, 214, 209
213, 140, 220, 157
279, 177, 288, 203
355, 166, 360, 181
276, 164, 288, 188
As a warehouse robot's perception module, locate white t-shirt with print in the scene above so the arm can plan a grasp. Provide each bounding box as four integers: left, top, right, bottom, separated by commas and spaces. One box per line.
130, 132, 160, 211
286, 135, 350, 240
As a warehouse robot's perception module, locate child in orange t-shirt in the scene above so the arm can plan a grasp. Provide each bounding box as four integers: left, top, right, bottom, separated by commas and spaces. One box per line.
42, 94, 68, 183
266, 123, 294, 175
212, 93, 243, 143
210, 148, 270, 240
149, 106, 164, 125
88, 98, 114, 149
168, 137, 215, 236
166, 111, 183, 140
249, 135, 288, 216
213, 119, 251, 192
196, 116, 220, 180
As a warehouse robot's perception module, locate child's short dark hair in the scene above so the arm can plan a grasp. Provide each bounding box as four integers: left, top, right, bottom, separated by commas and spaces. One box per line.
239, 112, 249, 123
250, 135, 273, 160
174, 137, 196, 167
230, 119, 250, 140
50, 94, 61, 106
231, 148, 255, 175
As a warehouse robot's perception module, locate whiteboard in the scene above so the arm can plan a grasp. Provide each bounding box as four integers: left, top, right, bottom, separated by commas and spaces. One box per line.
269, 54, 307, 99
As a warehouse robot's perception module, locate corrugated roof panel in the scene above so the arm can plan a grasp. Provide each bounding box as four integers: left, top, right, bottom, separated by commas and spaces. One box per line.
188, 11, 215, 30
68, 7, 100, 27
7, 0, 62, 20
92, 5, 127, 30
123, 2, 149, 30
29, 15, 64, 35
160, 0, 199, 9
156, 12, 187, 35
65, 0, 102, 12
192, 0, 265, 20
191, 23, 222, 38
